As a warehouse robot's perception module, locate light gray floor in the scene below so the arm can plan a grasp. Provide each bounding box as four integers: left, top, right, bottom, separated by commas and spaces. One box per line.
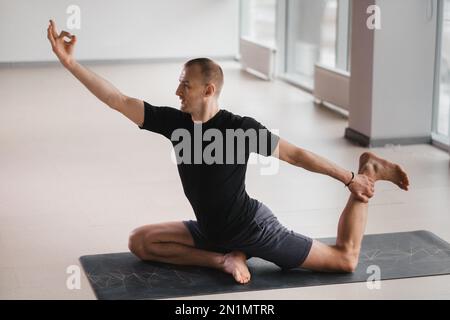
1, 61, 449, 299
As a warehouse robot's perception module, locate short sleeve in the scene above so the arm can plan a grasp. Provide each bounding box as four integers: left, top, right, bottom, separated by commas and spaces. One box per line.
138, 101, 185, 139
242, 117, 280, 157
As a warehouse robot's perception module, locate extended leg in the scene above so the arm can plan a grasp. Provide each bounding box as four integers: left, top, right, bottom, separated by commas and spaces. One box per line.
300, 152, 409, 272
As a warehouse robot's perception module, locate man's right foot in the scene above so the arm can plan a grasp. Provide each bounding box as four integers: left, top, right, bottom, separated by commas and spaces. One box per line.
221, 251, 251, 284
359, 152, 410, 190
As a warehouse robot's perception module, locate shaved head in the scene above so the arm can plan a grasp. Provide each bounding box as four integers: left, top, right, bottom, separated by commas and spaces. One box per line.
184, 58, 224, 97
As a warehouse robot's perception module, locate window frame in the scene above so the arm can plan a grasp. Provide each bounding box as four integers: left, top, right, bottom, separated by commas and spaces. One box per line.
432, 0, 450, 150
277, 0, 351, 91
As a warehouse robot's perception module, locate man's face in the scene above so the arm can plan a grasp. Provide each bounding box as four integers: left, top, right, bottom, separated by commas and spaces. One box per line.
175, 65, 207, 114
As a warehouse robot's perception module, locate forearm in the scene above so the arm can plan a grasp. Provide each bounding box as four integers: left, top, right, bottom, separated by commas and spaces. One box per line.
64, 60, 123, 109
293, 148, 352, 184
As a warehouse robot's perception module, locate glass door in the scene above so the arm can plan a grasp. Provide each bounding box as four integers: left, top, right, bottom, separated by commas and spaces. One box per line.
240, 0, 277, 47
283, 0, 349, 89
433, 0, 450, 146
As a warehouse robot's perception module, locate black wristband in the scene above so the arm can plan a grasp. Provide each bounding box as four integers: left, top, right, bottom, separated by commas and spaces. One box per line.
345, 171, 355, 187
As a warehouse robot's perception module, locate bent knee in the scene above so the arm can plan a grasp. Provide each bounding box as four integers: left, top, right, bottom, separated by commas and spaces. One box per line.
128, 227, 152, 259
128, 229, 142, 256
340, 259, 358, 273
339, 251, 359, 273
128, 225, 165, 260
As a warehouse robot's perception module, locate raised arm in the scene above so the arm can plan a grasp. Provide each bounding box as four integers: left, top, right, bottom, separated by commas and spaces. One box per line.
46, 20, 144, 126
274, 138, 375, 202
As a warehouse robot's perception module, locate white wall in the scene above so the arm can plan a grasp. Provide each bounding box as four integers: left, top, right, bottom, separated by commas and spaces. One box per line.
348, 0, 375, 138
0, 0, 239, 63
372, 0, 437, 139
347, 0, 437, 145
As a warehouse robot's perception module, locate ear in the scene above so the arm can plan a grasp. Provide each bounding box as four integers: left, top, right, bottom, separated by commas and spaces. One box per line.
204, 83, 216, 97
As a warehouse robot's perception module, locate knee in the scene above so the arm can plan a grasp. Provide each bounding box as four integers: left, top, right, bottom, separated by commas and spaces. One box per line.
339, 249, 359, 273
128, 227, 153, 260
128, 228, 142, 257
340, 257, 358, 273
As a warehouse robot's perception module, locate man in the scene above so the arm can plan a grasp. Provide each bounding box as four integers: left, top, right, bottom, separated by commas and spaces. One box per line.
47, 20, 409, 284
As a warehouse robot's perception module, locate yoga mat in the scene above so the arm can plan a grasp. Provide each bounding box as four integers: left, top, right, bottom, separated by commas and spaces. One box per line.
79, 230, 450, 300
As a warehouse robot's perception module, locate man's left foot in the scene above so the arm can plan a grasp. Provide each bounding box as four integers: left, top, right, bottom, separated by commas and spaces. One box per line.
359, 152, 410, 190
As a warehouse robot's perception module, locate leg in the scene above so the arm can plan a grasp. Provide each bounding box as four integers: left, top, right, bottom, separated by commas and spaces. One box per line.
300, 152, 409, 272
128, 221, 251, 284
300, 195, 368, 272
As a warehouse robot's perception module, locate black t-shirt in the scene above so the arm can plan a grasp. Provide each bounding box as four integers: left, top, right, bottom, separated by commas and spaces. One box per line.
139, 101, 279, 242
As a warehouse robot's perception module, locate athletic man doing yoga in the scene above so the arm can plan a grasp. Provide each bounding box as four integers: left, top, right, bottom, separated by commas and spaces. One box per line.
47, 20, 410, 284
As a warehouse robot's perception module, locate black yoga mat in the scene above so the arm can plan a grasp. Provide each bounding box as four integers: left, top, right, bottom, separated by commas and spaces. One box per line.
80, 230, 450, 300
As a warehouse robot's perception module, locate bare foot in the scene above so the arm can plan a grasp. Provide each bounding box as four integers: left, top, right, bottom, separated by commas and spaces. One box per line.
359, 152, 410, 190
359, 152, 409, 190
221, 251, 251, 284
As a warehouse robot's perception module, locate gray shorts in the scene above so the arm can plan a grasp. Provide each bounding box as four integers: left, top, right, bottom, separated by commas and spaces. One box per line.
183, 202, 313, 270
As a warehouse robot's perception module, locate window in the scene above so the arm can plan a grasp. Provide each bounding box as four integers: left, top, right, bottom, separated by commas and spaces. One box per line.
433, 0, 450, 145
240, 0, 277, 46
283, 0, 350, 89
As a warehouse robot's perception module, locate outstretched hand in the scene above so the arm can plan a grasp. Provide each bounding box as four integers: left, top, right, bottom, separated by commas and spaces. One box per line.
348, 174, 375, 203
47, 19, 77, 68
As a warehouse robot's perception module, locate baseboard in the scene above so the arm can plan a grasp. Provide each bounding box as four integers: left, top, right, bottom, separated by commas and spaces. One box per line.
345, 127, 431, 147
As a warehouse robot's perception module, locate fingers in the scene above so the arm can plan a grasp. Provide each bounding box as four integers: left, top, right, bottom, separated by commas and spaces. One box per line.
367, 186, 374, 197
357, 192, 369, 203
47, 19, 77, 49
366, 177, 375, 197
59, 31, 73, 40
49, 20, 75, 42
49, 19, 58, 38
348, 173, 376, 202
47, 26, 56, 47
68, 34, 77, 45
